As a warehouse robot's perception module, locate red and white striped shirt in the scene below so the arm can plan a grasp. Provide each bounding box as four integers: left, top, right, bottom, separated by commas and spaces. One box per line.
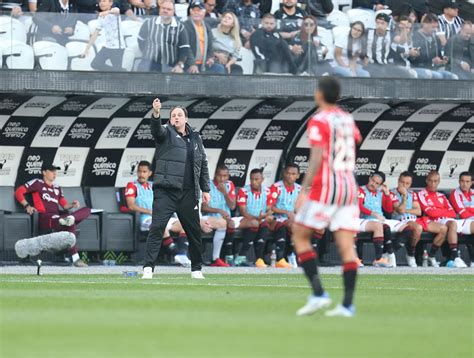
307, 107, 361, 206
449, 187, 474, 219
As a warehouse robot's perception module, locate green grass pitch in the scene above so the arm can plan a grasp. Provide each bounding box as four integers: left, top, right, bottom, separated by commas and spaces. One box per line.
1, 274, 472, 357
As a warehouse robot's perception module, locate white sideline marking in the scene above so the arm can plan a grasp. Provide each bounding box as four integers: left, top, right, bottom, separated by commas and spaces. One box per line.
1, 278, 473, 293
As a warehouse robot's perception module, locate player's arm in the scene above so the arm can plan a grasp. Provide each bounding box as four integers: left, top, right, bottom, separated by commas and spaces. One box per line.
301, 146, 323, 192
201, 202, 228, 217
449, 190, 474, 219
237, 188, 258, 220
238, 204, 258, 220
268, 185, 290, 216
381, 184, 393, 214
223, 182, 236, 211
15, 182, 37, 214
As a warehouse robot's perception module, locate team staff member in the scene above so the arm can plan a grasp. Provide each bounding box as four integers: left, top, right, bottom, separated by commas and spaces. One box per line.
142, 98, 211, 280
15, 163, 90, 267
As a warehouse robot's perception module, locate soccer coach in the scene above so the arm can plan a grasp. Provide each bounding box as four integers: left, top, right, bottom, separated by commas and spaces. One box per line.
142, 98, 211, 280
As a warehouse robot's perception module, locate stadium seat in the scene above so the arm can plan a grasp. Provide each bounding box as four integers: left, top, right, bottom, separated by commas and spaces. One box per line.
346, 8, 376, 29
175, 3, 189, 21
333, 0, 353, 12
69, 21, 90, 42
66, 41, 95, 71
61, 187, 101, 252
0, 41, 34, 69
0, 186, 33, 251
33, 41, 68, 70
0, 16, 27, 44
271, 0, 280, 14
122, 20, 142, 69
317, 26, 334, 60
88, 187, 134, 252
327, 10, 350, 28
238, 47, 255, 75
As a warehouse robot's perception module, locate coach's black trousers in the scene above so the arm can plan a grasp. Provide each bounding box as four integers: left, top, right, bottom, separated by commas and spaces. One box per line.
144, 187, 202, 271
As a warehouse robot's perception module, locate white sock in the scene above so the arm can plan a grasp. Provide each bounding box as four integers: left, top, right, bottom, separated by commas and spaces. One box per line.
212, 229, 226, 261
72, 253, 80, 262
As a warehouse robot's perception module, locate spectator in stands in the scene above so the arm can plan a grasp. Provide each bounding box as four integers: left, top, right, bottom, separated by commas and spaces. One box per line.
412, 13, 458, 79
450, 171, 474, 234
236, 168, 273, 267
15, 163, 90, 267
0, 0, 26, 17
390, 171, 448, 268
124, 160, 192, 267
115, 0, 141, 20
268, 163, 301, 268
250, 13, 297, 74
446, 21, 473, 79
224, 0, 260, 49
418, 170, 468, 268
33, 0, 78, 46
289, 15, 333, 75
201, 165, 240, 267
274, 0, 307, 43
365, 12, 415, 78
211, 11, 243, 74
333, 21, 370, 77
358, 171, 410, 268
438, 0, 464, 46
204, 0, 220, 18
81, 0, 125, 71
137, 0, 190, 72
302, 0, 333, 27
390, 15, 435, 78
128, 0, 154, 16
184, 1, 225, 74
352, 0, 386, 11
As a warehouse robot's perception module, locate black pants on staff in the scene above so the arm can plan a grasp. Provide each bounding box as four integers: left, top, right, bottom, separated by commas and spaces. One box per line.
144, 187, 202, 271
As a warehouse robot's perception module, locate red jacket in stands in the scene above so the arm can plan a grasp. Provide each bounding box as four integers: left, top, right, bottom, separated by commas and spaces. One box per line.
418, 188, 456, 219
15, 178, 67, 214
449, 188, 474, 219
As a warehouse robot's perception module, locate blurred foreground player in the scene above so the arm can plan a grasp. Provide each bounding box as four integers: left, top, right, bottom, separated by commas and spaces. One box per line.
292, 76, 361, 317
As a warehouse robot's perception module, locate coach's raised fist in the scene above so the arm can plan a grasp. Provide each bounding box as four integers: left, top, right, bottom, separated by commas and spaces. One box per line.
152, 98, 161, 114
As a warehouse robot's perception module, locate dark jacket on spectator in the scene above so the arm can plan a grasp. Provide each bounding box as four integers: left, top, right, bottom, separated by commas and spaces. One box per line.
33, 0, 78, 45
411, 29, 443, 69
184, 19, 214, 71
250, 28, 297, 74
352, 0, 384, 10
446, 32, 472, 71
290, 31, 332, 75
224, 0, 260, 32
303, 0, 333, 19
274, 4, 307, 34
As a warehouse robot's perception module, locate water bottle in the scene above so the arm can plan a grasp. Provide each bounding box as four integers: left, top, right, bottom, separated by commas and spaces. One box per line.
422, 250, 429, 267
270, 250, 277, 267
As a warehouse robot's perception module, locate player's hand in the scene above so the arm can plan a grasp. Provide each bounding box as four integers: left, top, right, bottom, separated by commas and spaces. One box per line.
202, 192, 211, 205
288, 212, 295, 222
398, 186, 407, 197
72, 200, 80, 209
220, 210, 230, 219
201, 220, 213, 233
381, 184, 390, 195
266, 215, 275, 223
152, 98, 161, 116
26, 205, 37, 215
216, 182, 227, 193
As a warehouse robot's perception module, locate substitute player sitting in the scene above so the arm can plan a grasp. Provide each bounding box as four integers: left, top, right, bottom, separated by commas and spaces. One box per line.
236, 168, 273, 267
358, 172, 405, 268
268, 163, 301, 268
391, 171, 447, 267
293, 77, 360, 318
15, 163, 90, 267
201, 164, 240, 267
418, 170, 468, 268
449, 171, 474, 234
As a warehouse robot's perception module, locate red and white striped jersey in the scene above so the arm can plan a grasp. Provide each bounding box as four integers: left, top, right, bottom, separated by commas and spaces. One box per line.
307, 107, 361, 206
